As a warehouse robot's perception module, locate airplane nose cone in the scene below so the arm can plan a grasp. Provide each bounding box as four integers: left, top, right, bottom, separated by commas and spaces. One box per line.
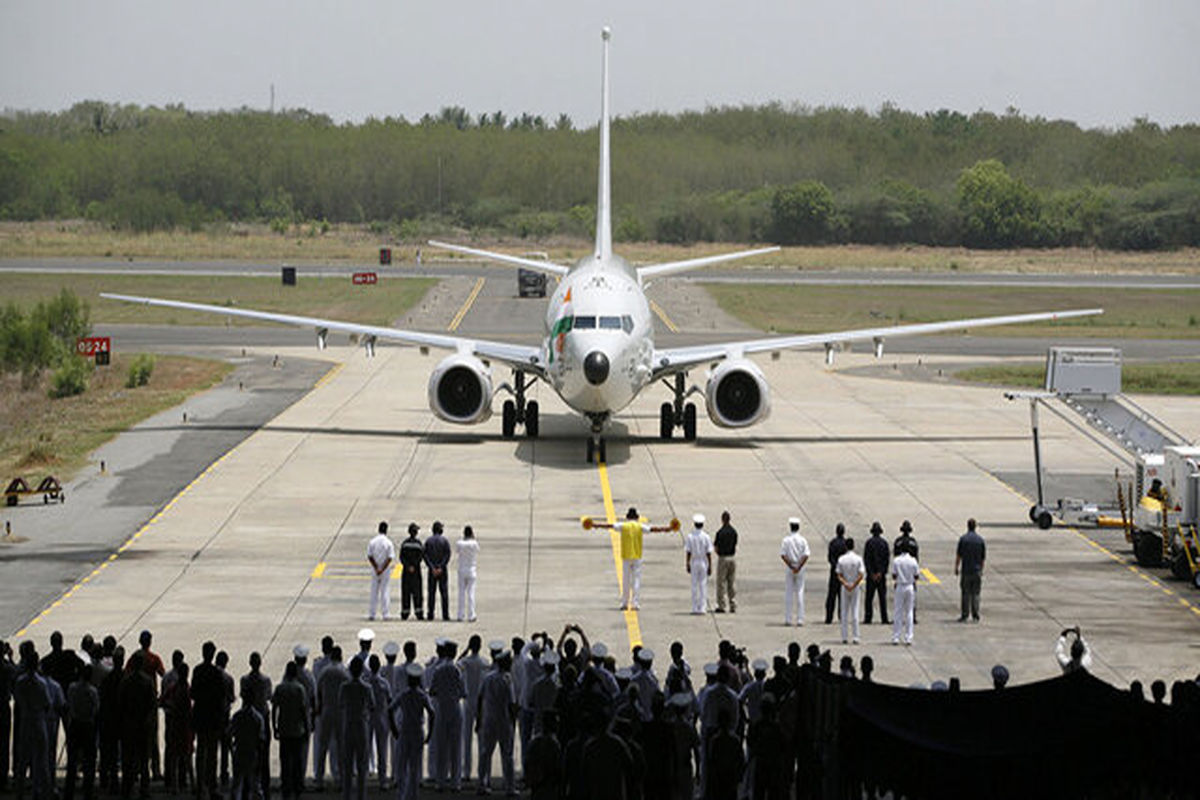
583, 350, 610, 386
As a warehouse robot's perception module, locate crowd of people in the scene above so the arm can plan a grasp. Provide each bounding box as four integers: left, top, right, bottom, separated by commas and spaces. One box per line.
2, 621, 1200, 800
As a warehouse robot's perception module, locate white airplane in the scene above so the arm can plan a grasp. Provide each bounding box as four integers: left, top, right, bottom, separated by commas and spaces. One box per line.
104, 27, 1102, 463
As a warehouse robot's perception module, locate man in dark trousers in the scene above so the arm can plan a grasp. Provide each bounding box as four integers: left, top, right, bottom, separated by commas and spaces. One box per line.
713, 510, 738, 613
398, 523, 425, 620
0, 640, 14, 792
119, 651, 156, 800
424, 521, 452, 622
190, 641, 225, 800
824, 523, 848, 625
64, 664, 100, 800
862, 522, 890, 625
272, 661, 309, 800
240, 653, 273, 800
955, 518, 986, 622
894, 520, 920, 623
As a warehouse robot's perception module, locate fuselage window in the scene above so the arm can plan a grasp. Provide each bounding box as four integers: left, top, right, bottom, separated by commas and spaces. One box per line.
574, 315, 596, 329
621, 315, 633, 334
599, 316, 622, 330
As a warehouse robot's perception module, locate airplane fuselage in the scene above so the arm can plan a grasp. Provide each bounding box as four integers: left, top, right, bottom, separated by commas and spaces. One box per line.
542, 254, 655, 417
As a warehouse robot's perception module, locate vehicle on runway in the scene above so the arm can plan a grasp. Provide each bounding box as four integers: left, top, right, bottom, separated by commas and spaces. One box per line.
104, 28, 1101, 463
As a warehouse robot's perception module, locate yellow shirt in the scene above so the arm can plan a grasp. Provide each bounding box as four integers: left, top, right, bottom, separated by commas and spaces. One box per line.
619, 521, 646, 560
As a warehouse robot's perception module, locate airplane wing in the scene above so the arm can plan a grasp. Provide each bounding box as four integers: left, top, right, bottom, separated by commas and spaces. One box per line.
636, 246, 781, 282
100, 293, 545, 374
650, 307, 1103, 379
426, 240, 570, 277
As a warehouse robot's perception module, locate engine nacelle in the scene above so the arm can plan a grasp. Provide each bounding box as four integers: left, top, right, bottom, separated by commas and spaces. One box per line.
428, 354, 493, 425
705, 359, 770, 428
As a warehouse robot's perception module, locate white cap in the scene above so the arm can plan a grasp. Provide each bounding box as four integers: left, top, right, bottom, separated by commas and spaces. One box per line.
703, 662, 720, 677
637, 648, 654, 664
591, 642, 608, 659
405, 663, 424, 679
382, 641, 400, 657
693, 513, 705, 525
292, 644, 310, 658
434, 637, 448, 648
788, 517, 801, 527
752, 658, 768, 673
358, 628, 375, 642
540, 651, 560, 667
488, 640, 505, 654
615, 667, 633, 681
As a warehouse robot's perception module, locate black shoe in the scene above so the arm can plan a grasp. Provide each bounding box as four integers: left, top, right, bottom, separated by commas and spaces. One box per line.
715, 607, 725, 613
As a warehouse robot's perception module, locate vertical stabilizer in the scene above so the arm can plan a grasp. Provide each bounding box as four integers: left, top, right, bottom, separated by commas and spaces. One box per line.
595, 26, 613, 262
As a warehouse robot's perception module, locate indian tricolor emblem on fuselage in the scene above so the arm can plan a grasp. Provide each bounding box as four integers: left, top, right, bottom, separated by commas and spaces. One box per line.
550, 287, 572, 363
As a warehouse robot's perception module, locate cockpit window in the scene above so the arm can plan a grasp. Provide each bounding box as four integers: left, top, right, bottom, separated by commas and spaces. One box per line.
621, 315, 633, 334
599, 316, 622, 330
573, 315, 596, 329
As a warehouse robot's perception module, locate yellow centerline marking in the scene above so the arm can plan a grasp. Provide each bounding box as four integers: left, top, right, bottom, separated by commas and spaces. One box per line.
311, 562, 327, 579
649, 300, 679, 333
447, 277, 486, 332
596, 460, 642, 650
920, 568, 942, 585
313, 363, 344, 390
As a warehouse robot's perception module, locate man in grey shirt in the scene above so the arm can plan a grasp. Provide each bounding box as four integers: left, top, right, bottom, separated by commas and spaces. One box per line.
955, 518, 986, 622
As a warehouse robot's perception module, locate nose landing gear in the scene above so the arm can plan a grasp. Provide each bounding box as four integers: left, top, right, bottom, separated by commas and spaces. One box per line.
500, 370, 539, 439
659, 373, 698, 441
585, 412, 610, 463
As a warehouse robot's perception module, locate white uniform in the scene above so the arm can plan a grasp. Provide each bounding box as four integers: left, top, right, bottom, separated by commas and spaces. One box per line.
836, 550, 866, 643
456, 537, 480, 621
684, 528, 713, 614
457, 653, 486, 779
891, 552, 920, 644
780, 531, 811, 625
366, 533, 396, 620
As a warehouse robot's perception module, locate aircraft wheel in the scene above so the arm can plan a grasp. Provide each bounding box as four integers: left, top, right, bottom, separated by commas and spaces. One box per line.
1029, 505, 1038, 523
682, 402, 697, 441
1170, 551, 1192, 582
501, 400, 516, 438
525, 401, 540, 439
1193, 571, 1200, 590
1036, 510, 1053, 530
660, 403, 673, 439
597, 438, 607, 463
586, 437, 596, 464
1133, 532, 1163, 567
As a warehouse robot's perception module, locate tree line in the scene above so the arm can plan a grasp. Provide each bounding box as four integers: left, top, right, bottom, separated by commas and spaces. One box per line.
1, 100, 1198, 250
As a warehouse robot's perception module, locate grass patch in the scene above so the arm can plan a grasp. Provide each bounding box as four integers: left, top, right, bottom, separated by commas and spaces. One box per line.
0, 354, 232, 482
703, 284, 1200, 340
0, 273, 436, 327
957, 361, 1200, 395
3, 222, 1199, 275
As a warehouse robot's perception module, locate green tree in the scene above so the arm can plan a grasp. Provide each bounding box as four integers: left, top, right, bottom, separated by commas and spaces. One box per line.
956, 159, 1042, 247
769, 181, 838, 244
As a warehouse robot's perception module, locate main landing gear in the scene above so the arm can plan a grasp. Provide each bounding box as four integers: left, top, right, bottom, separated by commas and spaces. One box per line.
659, 373, 697, 441
586, 412, 610, 464
501, 370, 539, 439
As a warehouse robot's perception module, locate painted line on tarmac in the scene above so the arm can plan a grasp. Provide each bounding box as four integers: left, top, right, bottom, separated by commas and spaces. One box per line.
921, 568, 941, 585
649, 300, 679, 333
596, 460, 643, 650
12, 360, 347, 640
981, 471, 1200, 618
447, 277, 486, 332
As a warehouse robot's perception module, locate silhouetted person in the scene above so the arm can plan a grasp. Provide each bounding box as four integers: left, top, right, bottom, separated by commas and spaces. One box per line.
215, 650, 235, 787
860, 656, 874, 683
191, 641, 225, 800
14, 649, 52, 800
1151, 680, 1167, 705
992, 664, 1010, 690
862, 522, 890, 624
272, 661, 309, 800
1130, 680, 1145, 702
228, 687, 265, 800
705, 708, 744, 800
119, 651, 155, 800
98, 647, 125, 792
125, 631, 164, 782
398, 524, 425, 620
747, 694, 788, 800
0, 640, 14, 793
64, 664, 100, 800
315, 647, 349, 789
162, 662, 193, 792
240, 653, 273, 799
524, 709, 563, 800
338, 658, 373, 800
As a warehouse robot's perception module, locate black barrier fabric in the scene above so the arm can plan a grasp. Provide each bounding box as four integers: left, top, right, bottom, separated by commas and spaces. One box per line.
792, 667, 1197, 799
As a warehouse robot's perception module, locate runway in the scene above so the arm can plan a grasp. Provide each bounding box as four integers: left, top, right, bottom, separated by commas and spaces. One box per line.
5, 269, 1198, 696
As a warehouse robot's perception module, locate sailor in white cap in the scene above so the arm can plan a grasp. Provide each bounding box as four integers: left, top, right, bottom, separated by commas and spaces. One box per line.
477, 651, 517, 795
456, 635, 487, 780
429, 639, 465, 791
684, 513, 714, 614
290, 644, 317, 786
739, 658, 769, 727
631, 648, 659, 720
366, 521, 396, 621
388, 663, 433, 800
353, 629, 375, 671
780, 517, 811, 626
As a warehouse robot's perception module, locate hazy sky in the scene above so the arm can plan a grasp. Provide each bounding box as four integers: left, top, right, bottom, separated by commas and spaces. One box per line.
2, 0, 1197, 130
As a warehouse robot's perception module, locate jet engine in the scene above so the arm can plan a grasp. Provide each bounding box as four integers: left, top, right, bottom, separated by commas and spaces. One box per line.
705, 359, 770, 428
428, 354, 494, 424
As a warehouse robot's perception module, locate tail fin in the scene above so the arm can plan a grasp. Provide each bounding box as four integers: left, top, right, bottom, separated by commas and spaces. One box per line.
595, 26, 613, 263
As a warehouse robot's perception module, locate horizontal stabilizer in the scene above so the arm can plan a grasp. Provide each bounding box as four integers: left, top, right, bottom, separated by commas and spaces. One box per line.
427, 240, 570, 277
637, 246, 781, 282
